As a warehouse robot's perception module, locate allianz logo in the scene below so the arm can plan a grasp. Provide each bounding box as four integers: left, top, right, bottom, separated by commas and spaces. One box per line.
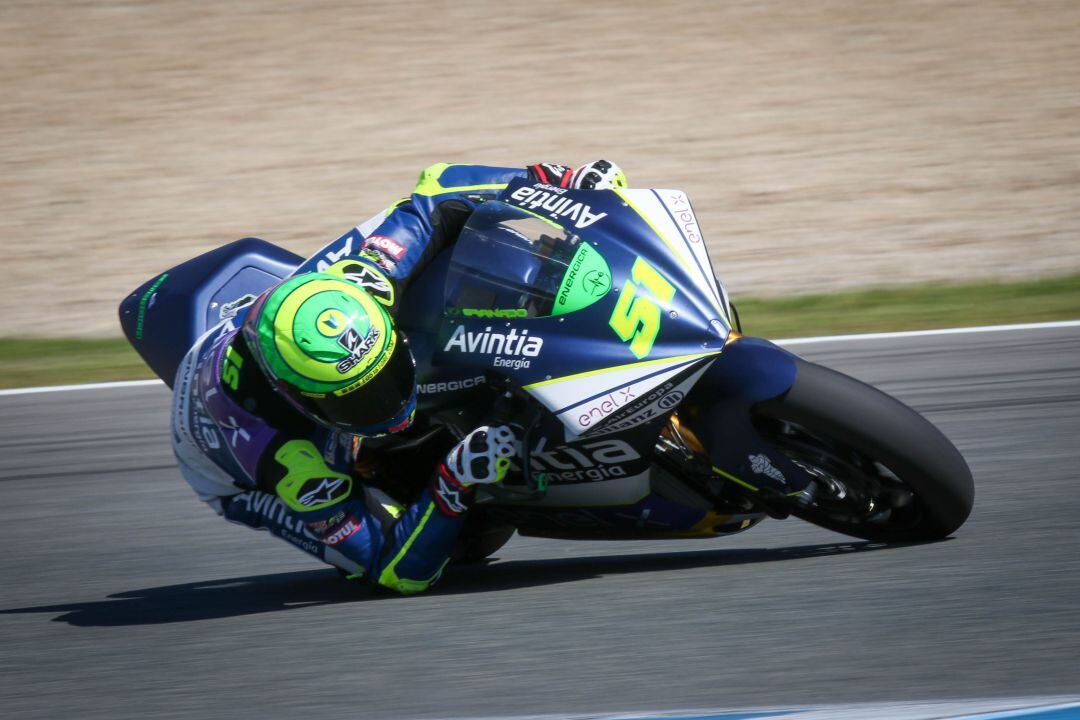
508, 185, 608, 229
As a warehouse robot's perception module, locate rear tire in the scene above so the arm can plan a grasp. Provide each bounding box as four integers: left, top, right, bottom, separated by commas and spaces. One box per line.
754, 358, 974, 542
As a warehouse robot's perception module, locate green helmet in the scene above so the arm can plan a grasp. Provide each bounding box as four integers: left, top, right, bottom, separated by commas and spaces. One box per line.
241, 273, 416, 435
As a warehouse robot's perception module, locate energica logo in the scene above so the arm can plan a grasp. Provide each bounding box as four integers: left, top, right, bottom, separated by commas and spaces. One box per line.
417, 375, 486, 395
553, 243, 612, 317
583, 270, 609, 297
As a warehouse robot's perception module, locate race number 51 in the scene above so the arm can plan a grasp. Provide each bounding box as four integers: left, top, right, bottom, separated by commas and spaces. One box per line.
608, 258, 675, 359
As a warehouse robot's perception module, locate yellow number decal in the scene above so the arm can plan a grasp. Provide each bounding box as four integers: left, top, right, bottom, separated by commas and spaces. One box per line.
608, 258, 676, 359
222, 344, 245, 390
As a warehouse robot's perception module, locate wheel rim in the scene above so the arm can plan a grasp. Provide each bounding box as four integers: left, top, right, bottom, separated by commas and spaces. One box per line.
754, 416, 932, 538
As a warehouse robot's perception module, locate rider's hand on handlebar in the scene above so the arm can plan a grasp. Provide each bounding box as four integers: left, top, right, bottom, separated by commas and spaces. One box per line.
570, 160, 628, 190
444, 425, 519, 486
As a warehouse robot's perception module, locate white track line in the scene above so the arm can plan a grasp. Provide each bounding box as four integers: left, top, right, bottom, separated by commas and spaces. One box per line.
0, 379, 163, 397
1, 319, 1078, 398
463, 697, 1080, 720
775, 319, 1080, 346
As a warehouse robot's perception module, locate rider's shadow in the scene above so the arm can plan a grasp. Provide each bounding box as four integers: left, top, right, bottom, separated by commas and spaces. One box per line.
1, 540, 900, 627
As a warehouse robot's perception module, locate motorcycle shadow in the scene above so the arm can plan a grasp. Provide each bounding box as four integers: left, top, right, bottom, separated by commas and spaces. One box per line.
1, 540, 903, 627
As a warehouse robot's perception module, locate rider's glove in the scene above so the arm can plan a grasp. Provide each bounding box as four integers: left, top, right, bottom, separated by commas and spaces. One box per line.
527, 163, 574, 188
432, 425, 519, 517
445, 425, 519, 486
570, 160, 628, 190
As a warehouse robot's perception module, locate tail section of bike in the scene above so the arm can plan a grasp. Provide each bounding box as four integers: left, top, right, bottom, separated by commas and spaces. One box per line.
118, 237, 301, 386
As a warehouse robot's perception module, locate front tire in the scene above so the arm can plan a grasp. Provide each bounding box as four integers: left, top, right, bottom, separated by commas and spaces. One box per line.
753, 358, 974, 542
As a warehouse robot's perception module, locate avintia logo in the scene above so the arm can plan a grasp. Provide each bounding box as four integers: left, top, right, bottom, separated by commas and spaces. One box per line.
509, 185, 608, 229
444, 325, 544, 370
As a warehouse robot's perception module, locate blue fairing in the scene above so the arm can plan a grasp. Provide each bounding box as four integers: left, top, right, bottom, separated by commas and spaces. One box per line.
119, 238, 302, 387
697, 336, 799, 403
432, 179, 731, 389
687, 336, 814, 496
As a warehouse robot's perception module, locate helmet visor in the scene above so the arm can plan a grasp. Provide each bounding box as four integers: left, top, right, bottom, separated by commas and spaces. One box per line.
285, 332, 416, 432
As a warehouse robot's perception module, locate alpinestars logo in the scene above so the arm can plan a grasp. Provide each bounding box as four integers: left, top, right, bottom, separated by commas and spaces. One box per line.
749, 454, 786, 485
434, 472, 469, 516
336, 325, 381, 373
298, 477, 348, 507
443, 325, 543, 370
508, 185, 608, 229
326, 260, 395, 307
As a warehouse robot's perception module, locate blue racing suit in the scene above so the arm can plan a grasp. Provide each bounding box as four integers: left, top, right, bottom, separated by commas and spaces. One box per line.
171, 163, 550, 594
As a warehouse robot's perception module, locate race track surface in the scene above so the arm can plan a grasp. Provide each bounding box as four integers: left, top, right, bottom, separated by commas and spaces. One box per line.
1, 327, 1078, 719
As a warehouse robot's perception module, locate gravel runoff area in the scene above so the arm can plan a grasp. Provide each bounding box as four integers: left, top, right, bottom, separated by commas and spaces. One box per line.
3, 0, 1079, 337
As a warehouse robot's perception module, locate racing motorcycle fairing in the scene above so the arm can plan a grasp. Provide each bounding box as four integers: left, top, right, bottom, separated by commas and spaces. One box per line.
434, 178, 733, 435
686, 336, 816, 501
484, 490, 766, 541
119, 237, 303, 387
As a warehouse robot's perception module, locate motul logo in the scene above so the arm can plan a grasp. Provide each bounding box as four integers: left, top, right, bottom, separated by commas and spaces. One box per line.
323, 518, 362, 546
364, 234, 406, 259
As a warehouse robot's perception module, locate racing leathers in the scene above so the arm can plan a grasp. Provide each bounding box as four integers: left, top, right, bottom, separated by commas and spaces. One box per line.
171, 162, 581, 595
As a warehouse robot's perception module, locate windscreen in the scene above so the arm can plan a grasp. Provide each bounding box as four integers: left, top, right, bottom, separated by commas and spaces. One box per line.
443, 201, 612, 320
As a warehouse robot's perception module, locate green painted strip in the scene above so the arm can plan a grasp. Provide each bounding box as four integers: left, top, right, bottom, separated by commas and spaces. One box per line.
134, 273, 169, 340
712, 465, 759, 493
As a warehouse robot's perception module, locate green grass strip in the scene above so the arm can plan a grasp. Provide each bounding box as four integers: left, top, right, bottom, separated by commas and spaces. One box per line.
733, 274, 1080, 339
0, 337, 157, 389
1, 274, 1077, 390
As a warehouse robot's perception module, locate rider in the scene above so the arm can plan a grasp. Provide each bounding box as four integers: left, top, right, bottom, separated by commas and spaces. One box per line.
171, 160, 628, 594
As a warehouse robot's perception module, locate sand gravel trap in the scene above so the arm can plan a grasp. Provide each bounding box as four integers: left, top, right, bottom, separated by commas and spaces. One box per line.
2, 0, 1078, 336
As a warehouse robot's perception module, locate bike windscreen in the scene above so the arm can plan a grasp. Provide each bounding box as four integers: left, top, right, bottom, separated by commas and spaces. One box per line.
443, 201, 612, 319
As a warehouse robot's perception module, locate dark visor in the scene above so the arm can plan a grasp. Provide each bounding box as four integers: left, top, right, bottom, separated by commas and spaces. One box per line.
287, 334, 416, 431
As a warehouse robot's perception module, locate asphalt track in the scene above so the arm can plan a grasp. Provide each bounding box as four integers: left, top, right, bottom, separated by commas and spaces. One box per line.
1, 326, 1078, 719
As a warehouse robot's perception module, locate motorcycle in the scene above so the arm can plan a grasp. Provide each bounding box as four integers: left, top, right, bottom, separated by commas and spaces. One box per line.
120, 178, 974, 562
